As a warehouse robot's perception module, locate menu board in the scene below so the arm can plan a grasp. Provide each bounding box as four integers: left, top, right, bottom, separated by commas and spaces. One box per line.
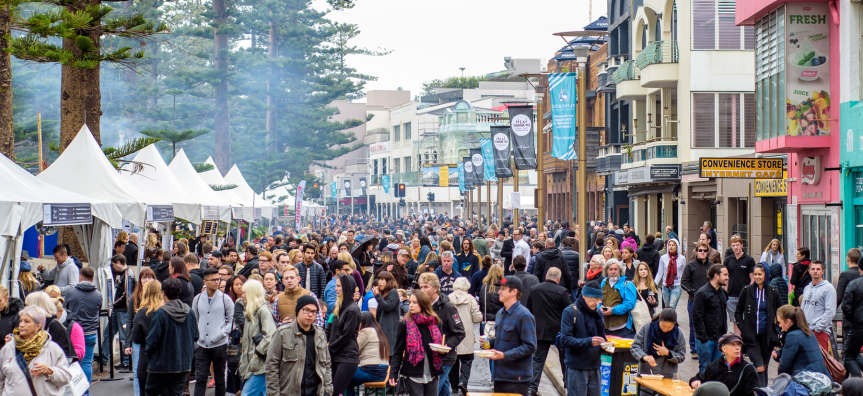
42, 203, 92, 226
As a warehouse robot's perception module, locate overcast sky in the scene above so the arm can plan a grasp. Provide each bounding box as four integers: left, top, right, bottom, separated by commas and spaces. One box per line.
315, 0, 604, 101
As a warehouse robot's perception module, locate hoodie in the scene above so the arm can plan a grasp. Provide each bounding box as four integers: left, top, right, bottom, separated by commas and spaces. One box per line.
636, 242, 660, 277
64, 281, 103, 336
800, 280, 837, 334
769, 263, 789, 305
621, 236, 638, 252
44, 258, 79, 295
145, 299, 199, 373
533, 248, 573, 290
153, 259, 171, 282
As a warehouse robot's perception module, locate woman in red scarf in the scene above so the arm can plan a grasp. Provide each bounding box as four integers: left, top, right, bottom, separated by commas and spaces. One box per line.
654, 239, 686, 310
388, 290, 444, 394
579, 255, 607, 288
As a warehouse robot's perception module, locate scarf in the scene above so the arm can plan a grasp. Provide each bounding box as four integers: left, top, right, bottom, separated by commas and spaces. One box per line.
644, 320, 680, 359
576, 297, 604, 337
406, 313, 442, 370
665, 251, 679, 288
412, 246, 420, 260
769, 250, 782, 264
14, 329, 49, 365
587, 267, 603, 280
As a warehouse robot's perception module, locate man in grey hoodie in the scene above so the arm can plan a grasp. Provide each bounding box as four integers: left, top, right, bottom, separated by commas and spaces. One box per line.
38, 245, 79, 294
190, 268, 234, 396
800, 260, 837, 352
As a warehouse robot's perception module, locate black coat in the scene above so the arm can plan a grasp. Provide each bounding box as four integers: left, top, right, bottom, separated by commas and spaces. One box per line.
560, 247, 580, 288
388, 319, 444, 379
842, 277, 863, 329
0, 298, 24, 349
836, 267, 861, 310
734, 284, 781, 348
790, 260, 812, 305
692, 283, 728, 343
533, 248, 573, 291
175, 276, 195, 307
431, 293, 466, 366
329, 275, 360, 364
690, 359, 758, 396
46, 315, 77, 361
478, 284, 503, 322
681, 258, 711, 297
189, 268, 204, 297
124, 242, 139, 268
153, 260, 171, 282
500, 238, 515, 275
526, 280, 571, 341
636, 243, 660, 277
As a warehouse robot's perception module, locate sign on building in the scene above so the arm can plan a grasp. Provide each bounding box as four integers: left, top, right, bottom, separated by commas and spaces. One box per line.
755, 172, 788, 196
699, 158, 783, 178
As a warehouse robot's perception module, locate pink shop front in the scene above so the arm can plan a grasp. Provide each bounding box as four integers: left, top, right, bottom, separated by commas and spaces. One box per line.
736, 0, 842, 282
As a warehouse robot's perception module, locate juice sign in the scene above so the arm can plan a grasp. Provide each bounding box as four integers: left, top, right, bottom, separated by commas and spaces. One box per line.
785, 3, 831, 137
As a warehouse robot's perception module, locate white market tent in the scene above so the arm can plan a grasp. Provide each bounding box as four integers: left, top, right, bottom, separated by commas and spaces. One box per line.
0, 151, 122, 297
223, 164, 277, 219
123, 145, 231, 223
168, 149, 239, 213
38, 126, 171, 227
197, 157, 256, 221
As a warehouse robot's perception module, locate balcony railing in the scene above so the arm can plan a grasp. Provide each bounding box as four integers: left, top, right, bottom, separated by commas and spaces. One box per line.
635, 40, 679, 70
623, 142, 678, 164
611, 60, 641, 85
388, 172, 419, 185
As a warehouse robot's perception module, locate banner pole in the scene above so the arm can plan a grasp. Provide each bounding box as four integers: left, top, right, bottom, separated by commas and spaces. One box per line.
578, 54, 588, 277
497, 179, 503, 228
486, 181, 491, 228
537, 96, 545, 228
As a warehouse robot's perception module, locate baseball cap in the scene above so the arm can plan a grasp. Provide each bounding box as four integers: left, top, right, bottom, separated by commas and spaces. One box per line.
494, 276, 523, 293
398, 249, 410, 256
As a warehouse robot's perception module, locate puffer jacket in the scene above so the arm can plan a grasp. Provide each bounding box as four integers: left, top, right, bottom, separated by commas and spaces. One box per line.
560, 247, 580, 288
294, 261, 327, 298
239, 305, 277, 380
770, 263, 789, 306
491, 239, 504, 259
621, 237, 638, 252
448, 290, 483, 355
844, 276, 863, 329
0, 335, 72, 396
264, 320, 333, 396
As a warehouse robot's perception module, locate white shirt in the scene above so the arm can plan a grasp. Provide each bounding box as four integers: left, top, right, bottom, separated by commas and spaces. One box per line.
513, 239, 531, 265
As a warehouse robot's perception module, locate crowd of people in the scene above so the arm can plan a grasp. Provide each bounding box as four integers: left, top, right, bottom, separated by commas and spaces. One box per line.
1, 214, 862, 396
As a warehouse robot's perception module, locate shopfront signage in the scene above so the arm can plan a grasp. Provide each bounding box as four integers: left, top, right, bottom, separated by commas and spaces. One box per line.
201, 205, 220, 220
755, 172, 788, 196
147, 205, 174, 222
615, 165, 681, 185
42, 203, 92, 226
369, 141, 389, 154
650, 165, 682, 181
785, 3, 831, 137
801, 156, 822, 184
699, 158, 783, 178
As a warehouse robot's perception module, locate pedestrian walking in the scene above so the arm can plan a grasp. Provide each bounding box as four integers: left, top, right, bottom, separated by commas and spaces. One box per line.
265, 295, 333, 396
388, 290, 445, 394
129, 280, 163, 396
345, 312, 388, 396
688, 234, 722, 265
295, 244, 328, 298
469, 256, 492, 296
329, 274, 361, 396
239, 279, 277, 396
225, 274, 246, 394
773, 305, 830, 377
191, 268, 235, 396
25, 292, 76, 362
457, 238, 481, 279
560, 280, 607, 396
65, 267, 103, 394
186, 254, 204, 296
372, 271, 400, 358
632, 262, 659, 317
759, 239, 786, 279
448, 277, 483, 395
479, 265, 504, 336
500, 231, 516, 276
534, 238, 573, 289
692, 264, 729, 373
511, 256, 539, 307
837, 248, 862, 335
417, 272, 467, 396
636, 234, 660, 277
654, 239, 686, 310
600, 259, 638, 338
681, 242, 712, 359
0, 306, 72, 396
145, 277, 199, 396
168, 257, 195, 306
723, 236, 755, 334
843, 258, 863, 377
434, 251, 463, 296
272, 265, 314, 324
0, 286, 23, 350
486, 275, 537, 396
631, 307, 686, 378
734, 263, 780, 386
527, 267, 570, 396
100, 254, 135, 368
790, 247, 813, 306
561, 238, 581, 299
799, 260, 836, 353
689, 334, 758, 396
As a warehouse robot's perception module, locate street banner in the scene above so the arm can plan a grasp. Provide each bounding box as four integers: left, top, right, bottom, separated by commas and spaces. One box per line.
343, 179, 351, 197
462, 156, 475, 190
491, 126, 513, 178
480, 138, 498, 182
548, 72, 578, 160
470, 148, 484, 186
457, 162, 466, 192
422, 167, 441, 187
382, 175, 390, 193
295, 180, 306, 231
507, 105, 537, 169
359, 177, 367, 196
330, 182, 337, 198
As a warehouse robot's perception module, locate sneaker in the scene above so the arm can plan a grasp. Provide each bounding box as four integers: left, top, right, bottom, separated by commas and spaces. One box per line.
208, 379, 215, 388
459, 384, 469, 395
691, 352, 698, 360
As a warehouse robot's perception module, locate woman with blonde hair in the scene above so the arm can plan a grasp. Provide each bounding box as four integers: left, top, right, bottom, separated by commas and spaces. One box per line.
44, 285, 61, 299
288, 249, 303, 265
338, 251, 366, 292
24, 292, 76, 360
478, 265, 504, 334
18, 264, 40, 297
606, 236, 620, 252
632, 262, 659, 316
602, 245, 620, 261
116, 231, 129, 244
760, 238, 786, 279
144, 233, 159, 264
128, 279, 164, 396
52, 297, 84, 360
239, 280, 277, 396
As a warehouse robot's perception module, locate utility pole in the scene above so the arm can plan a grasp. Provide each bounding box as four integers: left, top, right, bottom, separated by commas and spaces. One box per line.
497, 179, 503, 228
486, 180, 491, 228
576, 47, 588, 279
536, 91, 545, 228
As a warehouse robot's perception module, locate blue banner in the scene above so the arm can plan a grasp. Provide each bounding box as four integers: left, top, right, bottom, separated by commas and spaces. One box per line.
457, 162, 465, 192
330, 182, 337, 198
382, 174, 391, 193
480, 138, 498, 182
549, 72, 578, 160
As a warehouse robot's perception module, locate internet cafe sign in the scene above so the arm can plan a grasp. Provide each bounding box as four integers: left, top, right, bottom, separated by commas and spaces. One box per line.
699, 158, 783, 179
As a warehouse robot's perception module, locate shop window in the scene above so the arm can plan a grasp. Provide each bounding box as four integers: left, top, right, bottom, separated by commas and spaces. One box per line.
800, 209, 833, 281
692, 93, 756, 148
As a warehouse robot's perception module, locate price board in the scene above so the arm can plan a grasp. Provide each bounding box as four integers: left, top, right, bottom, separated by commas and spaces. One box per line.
202, 221, 218, 235
147, 205, 175, 222
42, 203, 92, 226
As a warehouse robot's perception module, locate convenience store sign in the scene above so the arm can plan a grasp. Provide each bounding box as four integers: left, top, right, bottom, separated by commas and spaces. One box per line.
699, 158, 784, 179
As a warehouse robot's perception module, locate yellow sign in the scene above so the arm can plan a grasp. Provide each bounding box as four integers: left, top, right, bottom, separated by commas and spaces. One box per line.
699, 158, 784, 179
440, 167, 449, 187
755, 171, 788, 196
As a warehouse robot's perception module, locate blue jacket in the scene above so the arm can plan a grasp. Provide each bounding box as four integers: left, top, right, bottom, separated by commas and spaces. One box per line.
490, 302, 537, 382
777, 329, 830, 377
324, 278, 337, 315
145, 300, 199, 373
560, 297, 607, 370
433, 266, 464, 281
600, 276, 638, 330
417, 245, 432, 264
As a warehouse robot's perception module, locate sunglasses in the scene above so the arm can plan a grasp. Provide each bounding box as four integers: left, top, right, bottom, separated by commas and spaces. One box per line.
697, 249, 709, 253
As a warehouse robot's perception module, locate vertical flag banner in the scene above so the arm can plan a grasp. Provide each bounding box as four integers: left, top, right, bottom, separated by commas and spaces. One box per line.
507, 105, 537, 169
447, 166, 459, 186
343, 180, 351, 197
457, 162, 466, 192
462, 156, 475, 190
491, 126, 514, 178
470, 148, 484, 186
330, 182, 337, 198
295, 180, 306, 231
480, 138, 498, 182
440, 166, 450, 187
548, 72, 578, 160
359, 177, 367, 196
382, 174, 390, 193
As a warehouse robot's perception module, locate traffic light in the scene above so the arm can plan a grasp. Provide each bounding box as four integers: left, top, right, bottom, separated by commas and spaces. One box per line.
399, 198, 406, 207
396, 183, 406, 197
427, 192, 435, 202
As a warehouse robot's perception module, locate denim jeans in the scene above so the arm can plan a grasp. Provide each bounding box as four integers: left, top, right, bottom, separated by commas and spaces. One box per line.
132, 343, 141, 396
662, 286, 682, 310
437, 364, 454, 396
687, 300, 696, 351
346, 365, 388, 396
242, 374, 266, 396
83, 334, 97, 394
100, 311, 128, 365
696, 339, 722, 373
566, 368, 601, 396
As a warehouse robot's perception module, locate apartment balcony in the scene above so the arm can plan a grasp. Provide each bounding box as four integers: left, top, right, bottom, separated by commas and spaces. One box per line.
636, 40, 679, 88
596, 145, 624, 175
623, 137, 679, 166
612, 60, 648, 101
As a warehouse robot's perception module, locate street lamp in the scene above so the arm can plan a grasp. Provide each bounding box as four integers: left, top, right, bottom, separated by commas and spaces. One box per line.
459, 67, 465, 77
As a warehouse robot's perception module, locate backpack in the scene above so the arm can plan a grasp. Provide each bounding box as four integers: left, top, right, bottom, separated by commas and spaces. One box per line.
792, 371, 840, 396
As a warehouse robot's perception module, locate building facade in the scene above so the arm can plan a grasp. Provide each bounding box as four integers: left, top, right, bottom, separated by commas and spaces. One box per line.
839, 0, 862, 260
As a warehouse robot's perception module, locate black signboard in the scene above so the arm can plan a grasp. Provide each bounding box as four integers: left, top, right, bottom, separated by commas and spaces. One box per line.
201, 205, 220, 220
42, 203, 92, 226
507, 105, 537, 170
147, 205, 174, 222
650, 165, 682, 181
491, 126, 514, 178
202, 220, 218, 235
470, 148, 484, 186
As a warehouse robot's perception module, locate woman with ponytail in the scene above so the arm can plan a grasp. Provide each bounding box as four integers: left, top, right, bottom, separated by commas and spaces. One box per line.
773, 305, 830, 377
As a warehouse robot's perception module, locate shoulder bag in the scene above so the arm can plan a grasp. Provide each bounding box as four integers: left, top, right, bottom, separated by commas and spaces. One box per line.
819, 345, 846, 383
15, 351, 38, 396
630, 284, 652, 331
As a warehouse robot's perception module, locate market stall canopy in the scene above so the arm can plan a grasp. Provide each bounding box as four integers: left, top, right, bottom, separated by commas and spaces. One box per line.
199, 157, 250, 206
583, 16, 608, 31
168, 149, 238, 210
38, 126, 171, 226
223, 164, 278, 218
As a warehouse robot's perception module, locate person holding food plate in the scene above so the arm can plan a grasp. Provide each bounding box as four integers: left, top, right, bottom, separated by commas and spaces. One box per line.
484, 275, 537, 396
630, 307, 687, 378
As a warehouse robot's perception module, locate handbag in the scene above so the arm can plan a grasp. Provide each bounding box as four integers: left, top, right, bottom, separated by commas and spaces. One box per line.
393, 375, 411, 396
67, 361, 90, 396
819, 345, 846, 383
226, 329, 241, 366
630, 286, 652, 331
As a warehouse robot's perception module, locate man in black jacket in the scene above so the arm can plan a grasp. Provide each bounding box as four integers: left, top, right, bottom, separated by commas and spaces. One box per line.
500, 235, 515, 276
533, 238, 573, 291
838, 248, 862, 334
526, 268, 570, 396
418, 272, 466, 396
102, 254, 136, 368
125, 233, 139, 268
236, 245, 260, 279
560, 238, 581, 300
636, 234, 660, 278
841, 259, 863, 377
681, 243, 714, 359
65, 267, 102, 390
692, 264, 728, 373
185, 254, 204, 297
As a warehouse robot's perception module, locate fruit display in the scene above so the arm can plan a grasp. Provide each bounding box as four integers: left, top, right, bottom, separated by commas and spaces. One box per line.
786, 90, 830, 136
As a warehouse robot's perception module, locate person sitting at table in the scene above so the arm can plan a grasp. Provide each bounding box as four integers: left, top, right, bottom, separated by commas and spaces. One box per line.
630, 307, 686, 378
689, 334, 758, 396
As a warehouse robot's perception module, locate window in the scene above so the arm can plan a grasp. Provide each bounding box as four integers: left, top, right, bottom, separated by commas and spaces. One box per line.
404, 122, 412, 140
393, 158, 400, 174
403, 156, 411, 173
693, 0, 755, 50
381, 158, 387, 174
393, 125, 400, 142
692, 92, 756, 148
755, 6, 785, 140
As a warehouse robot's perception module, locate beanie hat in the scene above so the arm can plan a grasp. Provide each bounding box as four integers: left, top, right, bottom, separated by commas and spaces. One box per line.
296, 295, 318, 316
581, 280, 604, 299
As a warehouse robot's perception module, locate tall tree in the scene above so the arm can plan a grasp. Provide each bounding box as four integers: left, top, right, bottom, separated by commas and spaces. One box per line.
0, 0, 21, 159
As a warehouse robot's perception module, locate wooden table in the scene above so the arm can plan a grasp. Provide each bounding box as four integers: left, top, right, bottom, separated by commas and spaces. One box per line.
634, 377, 694, 396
